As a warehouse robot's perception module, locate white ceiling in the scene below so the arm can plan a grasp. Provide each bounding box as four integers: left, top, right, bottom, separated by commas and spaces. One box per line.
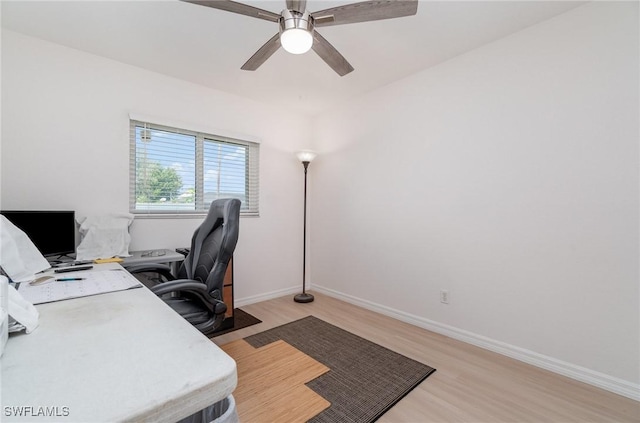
1, 0, 585, 116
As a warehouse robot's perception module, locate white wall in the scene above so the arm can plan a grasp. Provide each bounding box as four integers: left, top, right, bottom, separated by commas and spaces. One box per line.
1, 30, 312, 301
311, 2, 639, 397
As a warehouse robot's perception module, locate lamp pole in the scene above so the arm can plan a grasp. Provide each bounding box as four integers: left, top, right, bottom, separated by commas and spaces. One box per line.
294, 151, 316, 303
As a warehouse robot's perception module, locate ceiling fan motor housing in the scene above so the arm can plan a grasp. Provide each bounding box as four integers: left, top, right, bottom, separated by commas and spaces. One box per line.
280, 9, 314, 36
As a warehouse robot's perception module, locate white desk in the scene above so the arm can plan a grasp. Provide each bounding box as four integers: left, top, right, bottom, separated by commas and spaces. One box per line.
123, 249, 185, 274
1, 263, 237, 422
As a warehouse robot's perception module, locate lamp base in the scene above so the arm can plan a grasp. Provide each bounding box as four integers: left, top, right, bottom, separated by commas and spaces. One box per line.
294, 293, 314, 303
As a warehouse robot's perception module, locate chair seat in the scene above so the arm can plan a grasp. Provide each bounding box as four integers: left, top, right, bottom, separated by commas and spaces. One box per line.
165, 297, 212, 326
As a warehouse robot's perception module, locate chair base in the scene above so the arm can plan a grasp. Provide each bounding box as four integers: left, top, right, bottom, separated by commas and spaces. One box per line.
294, 293, 314, 303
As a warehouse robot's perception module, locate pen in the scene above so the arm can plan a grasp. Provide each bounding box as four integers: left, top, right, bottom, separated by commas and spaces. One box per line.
56, 278, 86, 282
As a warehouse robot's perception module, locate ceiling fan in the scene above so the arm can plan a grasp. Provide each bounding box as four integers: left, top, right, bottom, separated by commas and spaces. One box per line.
181, 0, 418, 76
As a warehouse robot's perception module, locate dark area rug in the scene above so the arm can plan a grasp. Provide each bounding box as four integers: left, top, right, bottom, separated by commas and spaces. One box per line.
210, 309, 262, 337
244, 315, 436, 423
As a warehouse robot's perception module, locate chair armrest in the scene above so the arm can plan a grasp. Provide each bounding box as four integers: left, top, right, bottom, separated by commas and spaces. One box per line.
151, 279, 228, 315
150, 279, 207, 296
125, 263, 174, 281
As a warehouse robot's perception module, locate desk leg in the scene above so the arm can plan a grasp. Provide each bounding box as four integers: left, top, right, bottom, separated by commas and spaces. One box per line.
171, 260, 182, 275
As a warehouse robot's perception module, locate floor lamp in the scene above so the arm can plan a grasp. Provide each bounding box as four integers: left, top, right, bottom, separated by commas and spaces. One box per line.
294, 150, 316, 303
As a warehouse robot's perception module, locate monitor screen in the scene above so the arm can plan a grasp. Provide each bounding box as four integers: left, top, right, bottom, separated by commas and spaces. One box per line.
1, 210, 76, 257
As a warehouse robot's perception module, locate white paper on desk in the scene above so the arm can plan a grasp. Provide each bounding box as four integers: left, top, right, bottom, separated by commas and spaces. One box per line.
7, 283, 39, 333
0, 216, 50, 282
18, 270, 142, 305
76, 214, 134, 261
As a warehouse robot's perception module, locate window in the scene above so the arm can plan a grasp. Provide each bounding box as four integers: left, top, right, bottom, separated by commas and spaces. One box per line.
129, 119, 259, 216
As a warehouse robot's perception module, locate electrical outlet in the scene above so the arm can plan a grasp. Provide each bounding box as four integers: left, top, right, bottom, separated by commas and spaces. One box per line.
440, 289, 449, 304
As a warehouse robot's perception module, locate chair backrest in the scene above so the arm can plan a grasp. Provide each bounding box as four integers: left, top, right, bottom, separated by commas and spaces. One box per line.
177, 198, 241, 299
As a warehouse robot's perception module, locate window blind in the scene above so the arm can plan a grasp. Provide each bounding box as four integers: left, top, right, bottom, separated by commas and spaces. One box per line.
129, 120, 259, 216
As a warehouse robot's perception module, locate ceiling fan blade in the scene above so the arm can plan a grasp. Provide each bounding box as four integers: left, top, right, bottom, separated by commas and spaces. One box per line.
312, 0, 418, 27
311, 31, 354, 77
241, 33, 281, 71
181, 0, 280, 22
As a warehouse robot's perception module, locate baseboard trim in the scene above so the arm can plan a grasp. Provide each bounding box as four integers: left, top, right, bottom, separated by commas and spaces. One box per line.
235, 286, 300, 308
313, 285, 640, 402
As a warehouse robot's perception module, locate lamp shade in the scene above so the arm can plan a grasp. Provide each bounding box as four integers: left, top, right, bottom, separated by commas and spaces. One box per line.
296, 150, 317, 163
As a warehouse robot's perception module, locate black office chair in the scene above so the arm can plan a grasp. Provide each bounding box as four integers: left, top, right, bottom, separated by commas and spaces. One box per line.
128, 198, 241, 335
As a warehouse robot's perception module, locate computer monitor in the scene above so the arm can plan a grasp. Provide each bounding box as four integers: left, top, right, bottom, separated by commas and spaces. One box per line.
0, 210, 76, 257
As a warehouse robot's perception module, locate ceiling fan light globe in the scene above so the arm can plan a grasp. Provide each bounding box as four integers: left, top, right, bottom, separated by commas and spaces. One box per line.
281, 28, 313, 54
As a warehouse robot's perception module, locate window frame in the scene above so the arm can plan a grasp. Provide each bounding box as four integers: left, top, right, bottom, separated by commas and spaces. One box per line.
129, 118, 259, 218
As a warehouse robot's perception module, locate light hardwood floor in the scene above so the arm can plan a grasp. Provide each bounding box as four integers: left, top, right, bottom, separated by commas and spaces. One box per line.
221, 339, 330, 422
213, 292, 639, 422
